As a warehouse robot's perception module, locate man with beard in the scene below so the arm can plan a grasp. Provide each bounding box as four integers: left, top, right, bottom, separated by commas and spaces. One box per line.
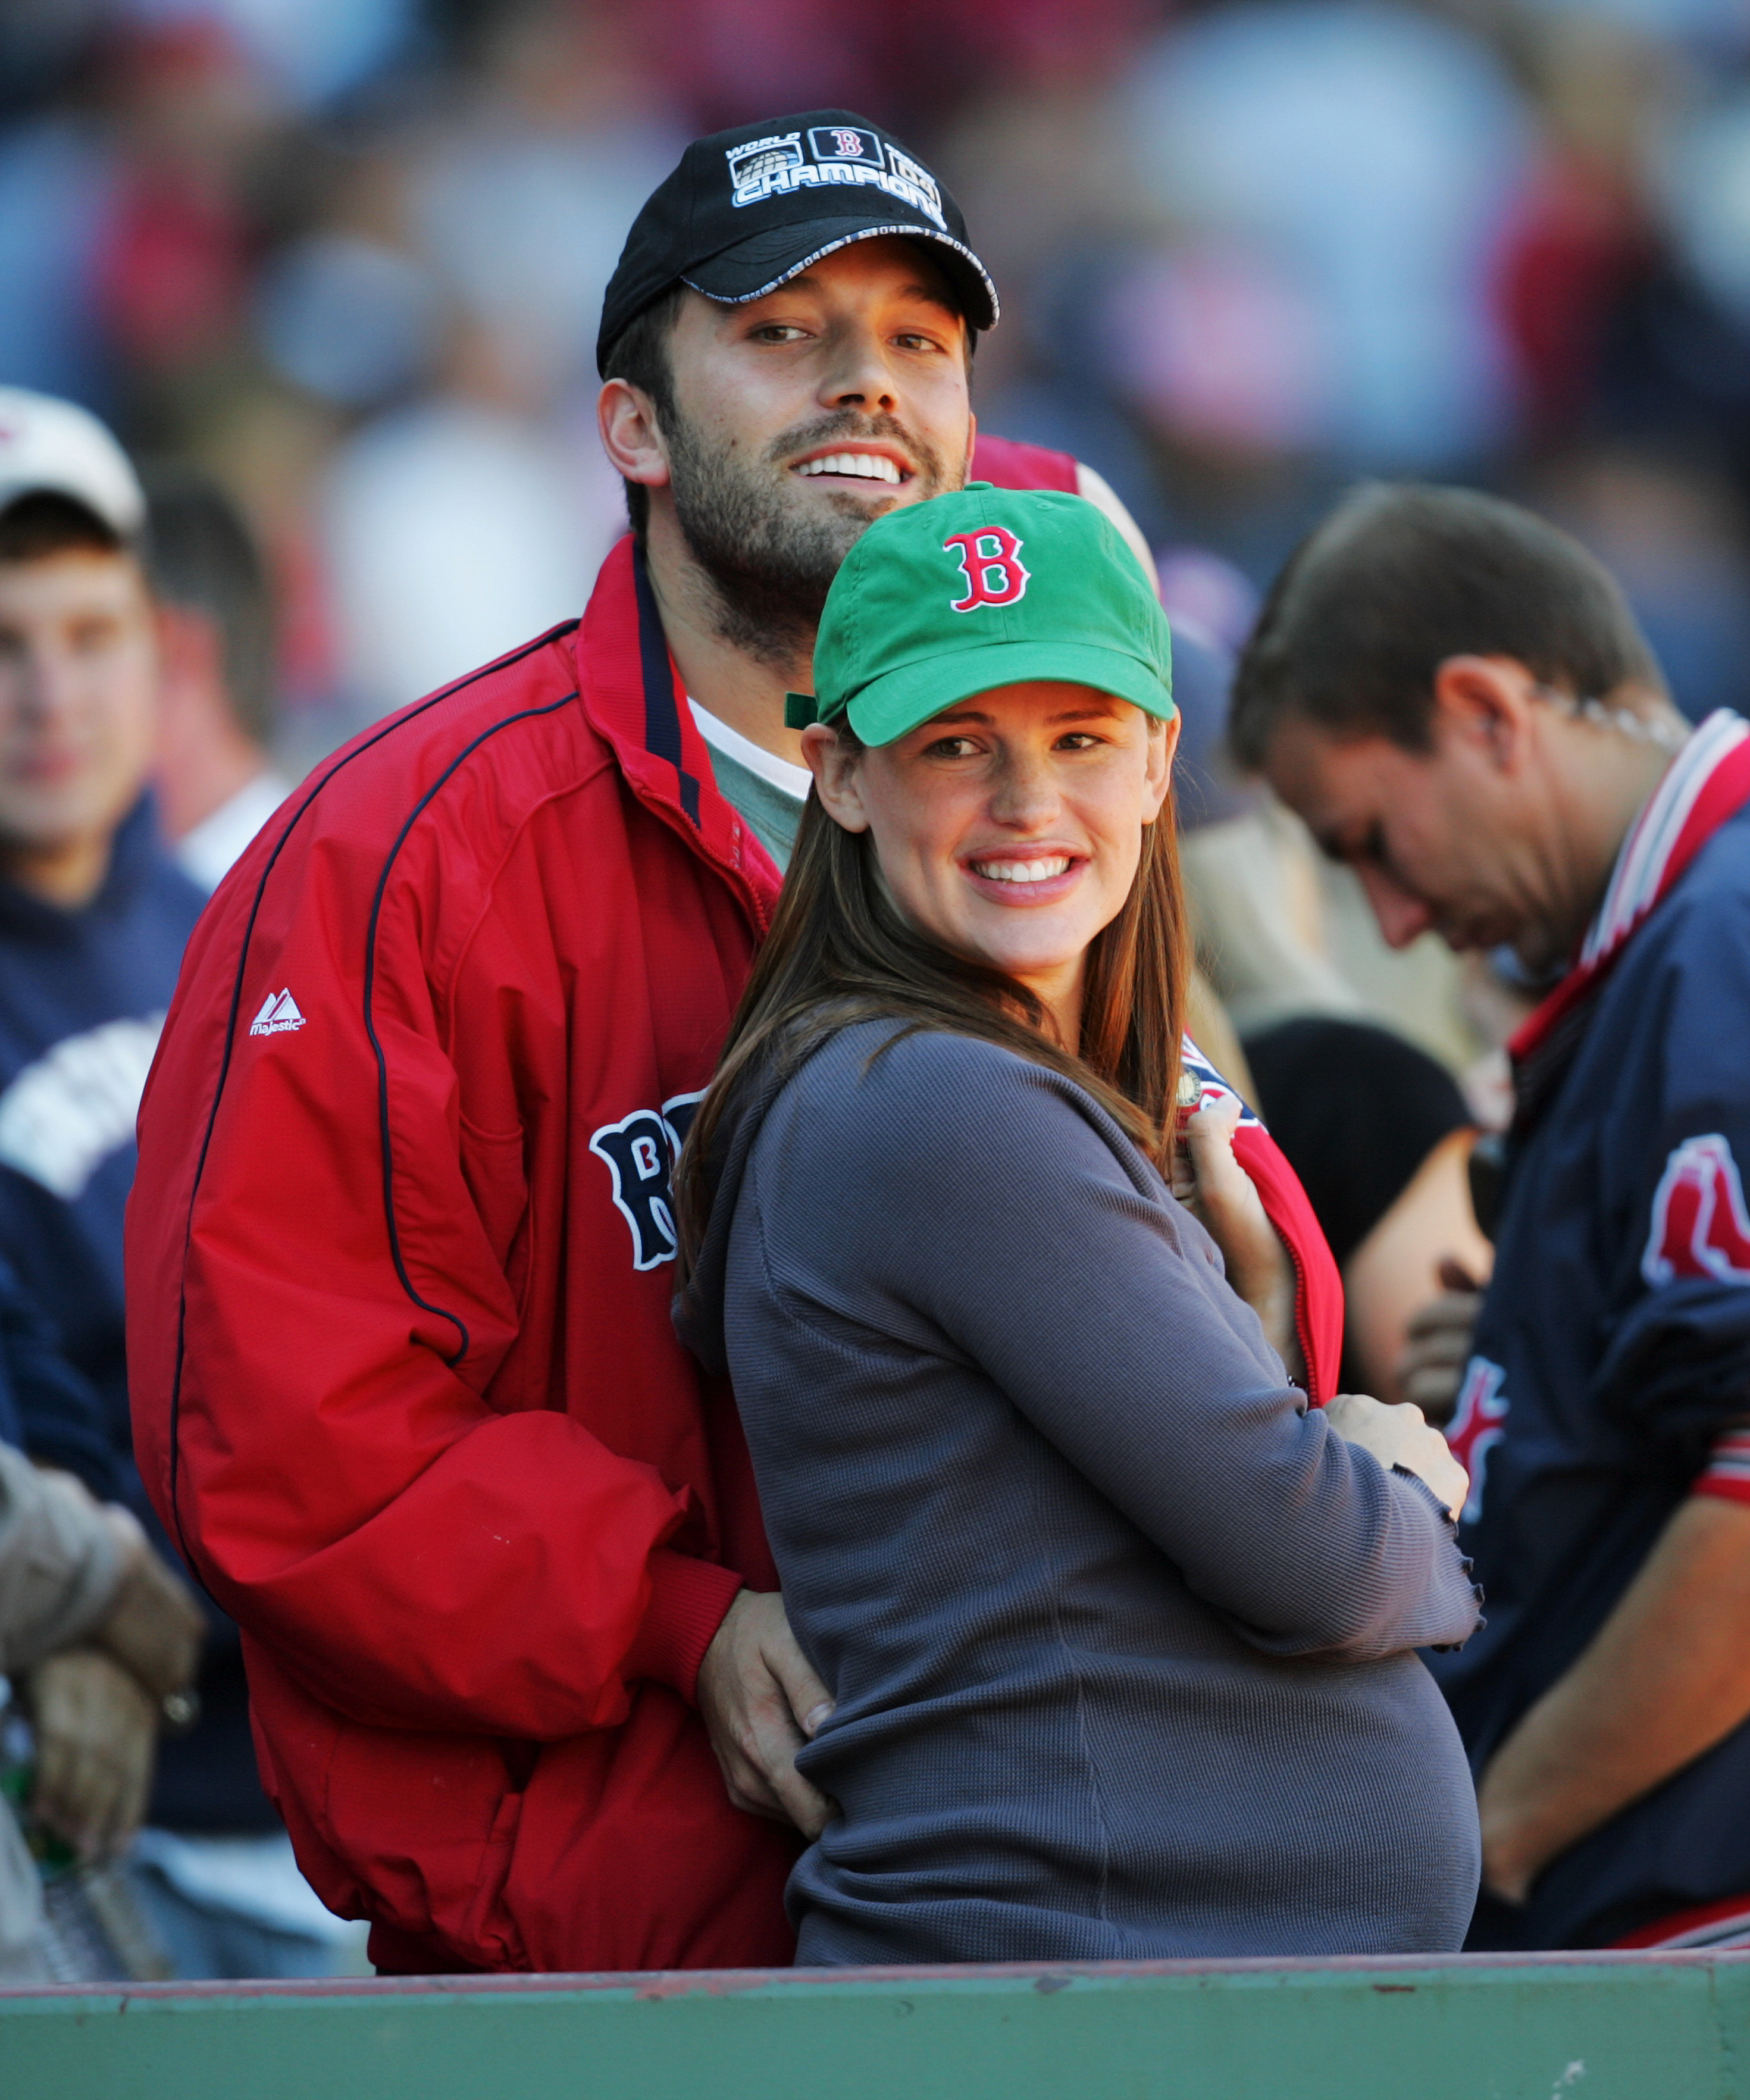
126, 113, 1341, 1977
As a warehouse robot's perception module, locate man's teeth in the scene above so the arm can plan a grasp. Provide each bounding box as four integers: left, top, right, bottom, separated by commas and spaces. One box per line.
795, 453, 903, 483
972, 858, 1072, 883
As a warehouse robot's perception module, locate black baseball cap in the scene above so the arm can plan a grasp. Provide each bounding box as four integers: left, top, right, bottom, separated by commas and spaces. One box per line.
596, 110, 999, 375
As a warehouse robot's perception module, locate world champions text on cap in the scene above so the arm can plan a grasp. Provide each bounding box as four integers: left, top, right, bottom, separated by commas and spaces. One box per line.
597, 111, 998, 373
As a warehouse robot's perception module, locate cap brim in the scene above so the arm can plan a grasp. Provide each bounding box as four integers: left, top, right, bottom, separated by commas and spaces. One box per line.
0, 478, 136, 542
843, 640, 1174, 747
684, 218, 998, 332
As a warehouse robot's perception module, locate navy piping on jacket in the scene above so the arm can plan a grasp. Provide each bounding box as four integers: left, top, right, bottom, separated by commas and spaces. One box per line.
164, 621, 581, 1575
634, 543, 702, 829
360, 694, 579, 1367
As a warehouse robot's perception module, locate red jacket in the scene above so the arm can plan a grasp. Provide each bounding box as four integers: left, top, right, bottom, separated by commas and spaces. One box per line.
130, 465, 1341, 1979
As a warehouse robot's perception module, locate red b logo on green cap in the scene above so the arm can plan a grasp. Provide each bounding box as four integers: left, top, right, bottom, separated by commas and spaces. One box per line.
944, 527, 1029, 612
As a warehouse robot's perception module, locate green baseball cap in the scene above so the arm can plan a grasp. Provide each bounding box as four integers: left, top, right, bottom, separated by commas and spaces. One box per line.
785, 483, 1173, 746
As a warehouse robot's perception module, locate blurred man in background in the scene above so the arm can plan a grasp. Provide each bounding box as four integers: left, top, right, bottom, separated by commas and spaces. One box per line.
1234, 481, 1750, 1954
0, 387, 357, 1977
144, 465, 289, 893
0, 387, 195, 1514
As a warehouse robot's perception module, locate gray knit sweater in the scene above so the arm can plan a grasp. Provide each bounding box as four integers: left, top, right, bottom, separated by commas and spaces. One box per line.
677, 1022, 1482, 1965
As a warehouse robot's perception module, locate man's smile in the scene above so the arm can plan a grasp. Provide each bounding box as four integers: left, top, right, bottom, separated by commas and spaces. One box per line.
788, 440, 915, 488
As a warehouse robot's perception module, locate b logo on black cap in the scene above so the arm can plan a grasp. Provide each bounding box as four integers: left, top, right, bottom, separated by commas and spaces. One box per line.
809, 126, 879, 164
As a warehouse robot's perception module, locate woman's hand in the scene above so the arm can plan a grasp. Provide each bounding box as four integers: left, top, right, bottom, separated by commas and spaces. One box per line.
1323, 1392, 1470, 1521
1170, 1091, 1300, 1371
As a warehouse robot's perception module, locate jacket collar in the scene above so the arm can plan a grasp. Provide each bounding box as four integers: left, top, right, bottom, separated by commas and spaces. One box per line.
1578, 708, 1750, 974
1510, 709, 1750, 1119
572, 535, 782, 932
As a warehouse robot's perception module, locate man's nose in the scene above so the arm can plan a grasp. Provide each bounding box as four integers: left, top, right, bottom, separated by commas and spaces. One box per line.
819, 320, 899, 415
1357, 863, 1436, 949
10, 644, 72, 726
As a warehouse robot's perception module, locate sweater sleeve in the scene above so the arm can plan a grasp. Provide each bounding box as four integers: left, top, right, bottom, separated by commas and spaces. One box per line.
794, 1031, 1479, 1661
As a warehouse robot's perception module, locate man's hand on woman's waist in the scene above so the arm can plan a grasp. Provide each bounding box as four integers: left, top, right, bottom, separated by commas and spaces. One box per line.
696, 1589, 834, 1840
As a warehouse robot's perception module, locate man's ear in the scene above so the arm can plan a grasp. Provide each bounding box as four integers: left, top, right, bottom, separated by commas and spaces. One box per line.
802, 723, 870, 831
1429, 655, 1539, 773
598, 378, 671, 492
153, 603, 223, 694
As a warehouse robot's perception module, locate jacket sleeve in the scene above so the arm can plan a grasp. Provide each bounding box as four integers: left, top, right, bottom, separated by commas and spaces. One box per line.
127, 824, 741, 1744
1594, 889, 1750, 1476
0, 1445, 122, 1676
783, 1032, 1478, 1661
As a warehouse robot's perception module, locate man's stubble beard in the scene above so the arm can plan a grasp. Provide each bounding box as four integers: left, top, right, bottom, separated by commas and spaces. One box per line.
665, 406, 962, 669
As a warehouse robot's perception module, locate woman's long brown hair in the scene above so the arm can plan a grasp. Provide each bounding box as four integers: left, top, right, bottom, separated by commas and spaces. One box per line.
674, 724, 1189, 1275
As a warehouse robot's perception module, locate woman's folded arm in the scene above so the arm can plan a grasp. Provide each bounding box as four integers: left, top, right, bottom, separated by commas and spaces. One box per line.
802, 1029, 1480, 1661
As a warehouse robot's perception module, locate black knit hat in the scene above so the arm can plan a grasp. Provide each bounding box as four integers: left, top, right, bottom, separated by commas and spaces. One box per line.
596, 110, 998, 374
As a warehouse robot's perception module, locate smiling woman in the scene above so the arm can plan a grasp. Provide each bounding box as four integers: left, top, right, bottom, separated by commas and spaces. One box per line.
673, 486, 1482, 1969
803, 682, 1172, 1059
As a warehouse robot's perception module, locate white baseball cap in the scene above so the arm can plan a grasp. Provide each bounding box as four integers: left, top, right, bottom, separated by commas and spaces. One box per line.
0, 387, 145, 541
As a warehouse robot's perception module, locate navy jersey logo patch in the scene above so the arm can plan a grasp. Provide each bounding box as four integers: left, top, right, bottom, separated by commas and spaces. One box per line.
1446, 1356, 1508, 1524
590, 1092, 703, 1270
1643, 1132, 1750, 1286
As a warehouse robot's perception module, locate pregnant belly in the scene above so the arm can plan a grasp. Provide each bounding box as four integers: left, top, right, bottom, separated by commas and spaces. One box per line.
795, 1651, 1480, 1962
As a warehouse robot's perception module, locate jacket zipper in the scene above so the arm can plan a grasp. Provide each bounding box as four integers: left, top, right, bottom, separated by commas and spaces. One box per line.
625, 771, 775, 938
1286, 1232, 1320, 1406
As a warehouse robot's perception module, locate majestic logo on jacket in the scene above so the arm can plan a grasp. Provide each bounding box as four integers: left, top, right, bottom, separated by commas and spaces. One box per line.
249, 988, 306, 1037
1445, 1356, 1508, 1525
1643, 1133, 1750, 1286
944, 527, 1029, 612
0, 1013, 164, 1200
590, 1092, 704, 1270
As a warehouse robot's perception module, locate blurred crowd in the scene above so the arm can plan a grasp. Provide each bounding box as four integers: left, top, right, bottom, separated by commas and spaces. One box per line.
8, 0, 1750, 1978
11, 0, 1750, 746
10, 0, 1750, 1076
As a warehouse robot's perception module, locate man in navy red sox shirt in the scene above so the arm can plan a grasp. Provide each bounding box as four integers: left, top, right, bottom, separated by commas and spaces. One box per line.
129, 112, 1341, 1975
1234, 480, 1750, 1953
